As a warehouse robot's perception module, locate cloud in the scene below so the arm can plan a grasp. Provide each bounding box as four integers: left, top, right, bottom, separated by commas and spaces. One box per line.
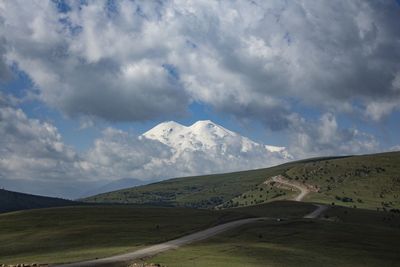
390, 145, 400, 152
365, 100, 400, 121
85, 127, 173, 180
0, 37, 11, 81
0, 0, 399, 128
0, 105, 78, 179
0, 1, 189, 122
0, 98, 97, 197
288, 113, 379, 158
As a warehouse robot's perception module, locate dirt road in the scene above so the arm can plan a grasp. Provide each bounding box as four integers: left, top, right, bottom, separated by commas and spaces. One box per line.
266, 175, 315, 201
53, 217, 267, 267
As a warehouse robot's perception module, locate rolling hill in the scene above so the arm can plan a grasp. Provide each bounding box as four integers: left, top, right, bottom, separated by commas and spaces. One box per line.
0, 189, 78, 213
84, 151, 400, 210
83, 162, 297, 208
0, 201, 315, 265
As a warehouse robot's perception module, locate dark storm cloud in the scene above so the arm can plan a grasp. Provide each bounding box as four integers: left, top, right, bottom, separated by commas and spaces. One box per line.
0, 37, 11, 81
0, 1, 190, 122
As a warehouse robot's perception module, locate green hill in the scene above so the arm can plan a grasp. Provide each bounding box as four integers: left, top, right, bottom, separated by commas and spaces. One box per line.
83, 161, 300, 208
284, 151, 400, 209
0, 189, 77, 213
0, 201, 314, 265
84, 152, 400, 210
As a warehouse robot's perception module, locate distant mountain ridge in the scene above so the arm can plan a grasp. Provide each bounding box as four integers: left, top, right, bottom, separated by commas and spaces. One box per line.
0, 188, 77, 213
80, 178, 156, 198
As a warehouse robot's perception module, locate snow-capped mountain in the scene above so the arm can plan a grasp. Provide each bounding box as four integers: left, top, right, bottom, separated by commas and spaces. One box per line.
142, 120, 292, 160
84, 120, 293, 187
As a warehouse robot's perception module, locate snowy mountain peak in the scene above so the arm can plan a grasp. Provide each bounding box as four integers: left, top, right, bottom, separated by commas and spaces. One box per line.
152, 121, 185, 131
142, 120, 292, 160
190, 120, 218, 129
189, 120, 235, 138
192, 119, 214, 125
142, 121, 185, 142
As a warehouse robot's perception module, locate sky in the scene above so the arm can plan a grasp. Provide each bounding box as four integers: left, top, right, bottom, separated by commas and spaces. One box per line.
0, 0, 400, 198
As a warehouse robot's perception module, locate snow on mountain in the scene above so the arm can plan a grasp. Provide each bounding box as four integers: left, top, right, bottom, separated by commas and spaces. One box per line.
143, 120, 292, 161
85, 120, 293, 186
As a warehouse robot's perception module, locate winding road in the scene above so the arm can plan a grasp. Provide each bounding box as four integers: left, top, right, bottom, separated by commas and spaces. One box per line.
54, 178, 327, 267
266, 175, 316, 201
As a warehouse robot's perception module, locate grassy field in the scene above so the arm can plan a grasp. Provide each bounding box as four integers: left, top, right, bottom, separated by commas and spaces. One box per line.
0, 201, 314, 265
143, 206, 400, 267
0, 205, 239, 265
84, 152, 400, 211
227, 200, 315, 219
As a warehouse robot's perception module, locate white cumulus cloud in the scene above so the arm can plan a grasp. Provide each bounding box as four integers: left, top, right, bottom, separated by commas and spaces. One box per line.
288, 113, 379, 158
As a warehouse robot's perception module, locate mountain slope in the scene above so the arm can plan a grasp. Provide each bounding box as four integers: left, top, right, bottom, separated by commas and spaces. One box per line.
0, 189, 78, 213
80, 178, 155, 198
84, 152, 400, 210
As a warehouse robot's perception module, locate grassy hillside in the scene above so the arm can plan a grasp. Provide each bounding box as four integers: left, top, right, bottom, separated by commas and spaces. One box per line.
0, 205, 235, 264
83, 160, 317, 208
217, 182, 297, 209
84, 152, 400, 210
0, 189, 78, 213
285, 151, 400, 210
0, 201, 314, 265
144, 206, 400, 267
219, 152, 400, 210
82, 156, 343, 208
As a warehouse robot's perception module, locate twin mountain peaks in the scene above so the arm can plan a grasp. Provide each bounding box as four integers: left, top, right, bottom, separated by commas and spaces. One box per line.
142, 120, 292, 159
